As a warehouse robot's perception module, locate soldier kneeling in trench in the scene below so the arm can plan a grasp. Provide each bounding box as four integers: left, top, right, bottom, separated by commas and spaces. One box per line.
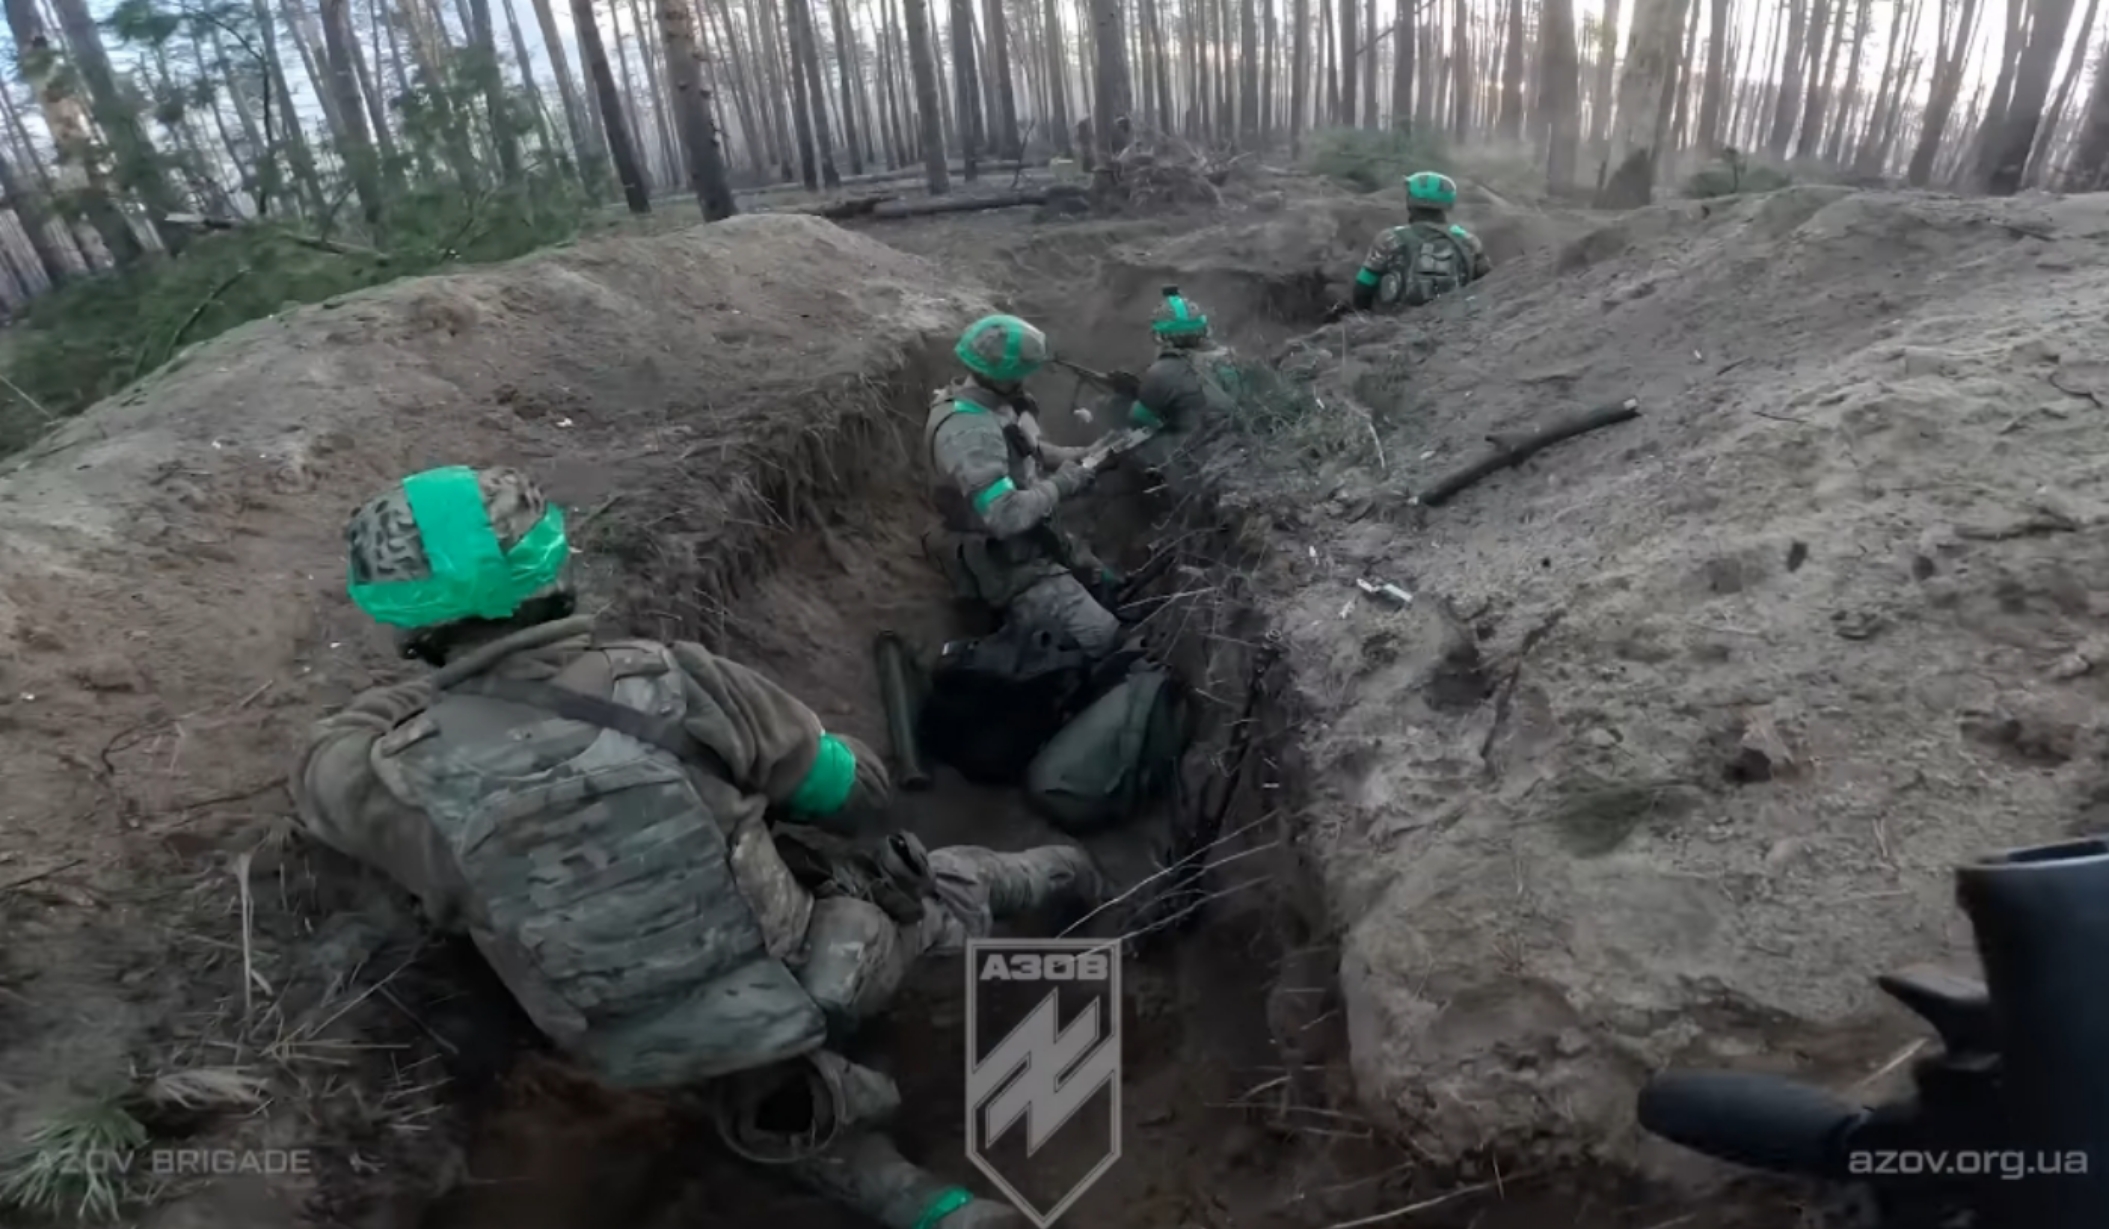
925, 313, 1125, 659
1119, 286, 1240, 473
290, 463, 1105, 1229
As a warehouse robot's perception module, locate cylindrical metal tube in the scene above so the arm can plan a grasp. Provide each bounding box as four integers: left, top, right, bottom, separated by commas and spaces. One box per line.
874, 631, 933, 791
1955, 836, 2109, 1229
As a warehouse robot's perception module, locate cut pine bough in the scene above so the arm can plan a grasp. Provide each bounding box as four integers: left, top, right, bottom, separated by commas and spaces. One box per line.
1409, 398, 1642, 508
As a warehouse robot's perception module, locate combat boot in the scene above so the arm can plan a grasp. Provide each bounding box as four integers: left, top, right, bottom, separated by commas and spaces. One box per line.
781, 1130, 1019, 1229
981, 845, 1103, 919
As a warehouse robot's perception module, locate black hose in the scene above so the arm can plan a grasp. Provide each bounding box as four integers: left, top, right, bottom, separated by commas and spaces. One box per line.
873, 631, 932, 792
1955, 836, 2109, 1229
1637, 1070, 1867, 1179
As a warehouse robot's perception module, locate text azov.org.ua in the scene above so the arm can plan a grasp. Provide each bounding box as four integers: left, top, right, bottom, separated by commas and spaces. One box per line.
1847, 1149, 2089, 1180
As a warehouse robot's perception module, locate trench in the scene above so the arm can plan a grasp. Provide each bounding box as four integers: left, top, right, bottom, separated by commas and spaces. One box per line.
391, 328, 1379, 1229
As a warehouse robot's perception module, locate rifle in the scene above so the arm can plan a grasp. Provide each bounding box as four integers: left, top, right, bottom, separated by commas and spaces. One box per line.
1076, 423, 1158, 471
1638, 836, 2109, 1229
1051, 357, 1143, 399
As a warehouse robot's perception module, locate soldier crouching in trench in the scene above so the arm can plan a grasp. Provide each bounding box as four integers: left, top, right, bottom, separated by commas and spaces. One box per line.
289, 464, 1106, 1229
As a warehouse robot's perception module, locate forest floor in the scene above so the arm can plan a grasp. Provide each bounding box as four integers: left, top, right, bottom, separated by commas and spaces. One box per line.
2, 158, 2100, 1229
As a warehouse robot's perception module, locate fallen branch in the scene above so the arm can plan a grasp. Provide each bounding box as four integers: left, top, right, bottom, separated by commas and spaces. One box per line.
863, 190, 1063, 219
0, 858, 83, 895
1411, 398, 1641, 507
136, 264, 252, 381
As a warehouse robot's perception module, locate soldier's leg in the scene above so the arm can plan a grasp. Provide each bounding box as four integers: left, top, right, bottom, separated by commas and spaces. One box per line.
917, 844, 1106, 950
1006, 573, 1121, 658
716, 1053, 1021, 1228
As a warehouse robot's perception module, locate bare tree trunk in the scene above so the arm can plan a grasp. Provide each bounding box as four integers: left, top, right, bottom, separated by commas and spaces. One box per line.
1498, 0, 1526, 134
949, 0, 984, 176
574, 0, 652, 206
2028, 0, 2096, 181
1793, 0, 1840, 157
1982, 0, 2075, 190
533, 0, 607, 184
1362, 0, 1377, 123
1668, 0, 1699, 146
1588, 0, 1620, 144
1090, 0, 1132, 161
787, 0, 840, 182
1907, 0, 1982, 183
1695, 0, 1730, 148
1597, 0, 1689, 202
1764, 0, 1808, 153
348, 0, 400, 173
2067, 25, 2109, 185
902, 0, 952, 189
1543, 0, 1581, 183
827, 0, 868, 170
1823, 0, 1871, 160
1450, 0, 1471, 137
1291, 0, 1309, 148
319, 0, 388, 225
656, 0, 736, 213
983, 0, 1021, 155
1855, 0, 1912, 168
1338, 0, 1358, 124
1968, 0, 2026, 181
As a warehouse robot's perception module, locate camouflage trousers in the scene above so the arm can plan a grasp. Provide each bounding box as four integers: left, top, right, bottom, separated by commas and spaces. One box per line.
727, 844, 1100, 1229
1008, 573, 1121, 659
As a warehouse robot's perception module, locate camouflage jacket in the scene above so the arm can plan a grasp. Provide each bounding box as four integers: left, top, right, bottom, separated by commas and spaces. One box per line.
1132, 345, 1239, 434
1352, 221, 1493, 310
292, 615, 842, 943
924, 379, 1094, 601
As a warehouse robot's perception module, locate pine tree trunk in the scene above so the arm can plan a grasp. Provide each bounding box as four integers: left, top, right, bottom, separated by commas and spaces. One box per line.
1668, 0, 1699, 146
948, 0, 983, 175
0, 142, 69, 285
1497, 0, 1526, 134
1239, 0, 1261, 139
607, 0, 654, 185
1338, 0, 1358, 125
902, 0, 951, 189
983, 0, 1021, 155
5, 5, 136, 260
828, 0, 869, 170
1982, 0, 2075, 190
1823, 0, 1870, 160
622, 0, 679, 183
469, 0, 527, 179
1791, 0, 1837, 157
1040, 0, 1073, 151
1907, 0, 1982, 183
533, 0, 607, 185
2026, 0, 2095, 182
573, 0, 653, 206
319, 0, 388, 225
2067, 25, 2109, 185
1854, 0, 1908, 167
1543, 0, 1581, 183
348, 0, 400, 173
1450, 0, 1470, 137
1764, 0, 1807, 153
1090, 0, 1131, 160
656, 0, 736, 213
1968, 0, 2026, 182
1290, 0, 1308, 148
1597, 0, 1689, 202
1694, 0, 1729, 148
787, 0, 842, 183
1587, 0, 1618, 143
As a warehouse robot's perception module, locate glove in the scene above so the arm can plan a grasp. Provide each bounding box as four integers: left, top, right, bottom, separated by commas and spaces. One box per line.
835, 732, 893, 814
1322, 300, 1352, 323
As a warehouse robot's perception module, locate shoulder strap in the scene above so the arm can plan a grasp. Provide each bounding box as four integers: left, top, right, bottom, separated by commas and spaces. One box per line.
449, 674, 738, 784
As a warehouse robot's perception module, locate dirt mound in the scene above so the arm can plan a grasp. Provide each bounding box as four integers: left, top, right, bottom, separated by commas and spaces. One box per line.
0, 213, 987, 1217
1218, 186, 2109, 1172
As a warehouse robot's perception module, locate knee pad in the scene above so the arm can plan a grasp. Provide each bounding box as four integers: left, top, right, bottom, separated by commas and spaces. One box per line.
797, 895, 910, 1041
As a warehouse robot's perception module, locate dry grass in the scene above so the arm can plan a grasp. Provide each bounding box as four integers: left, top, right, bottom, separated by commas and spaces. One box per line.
0, 1096, 150, 1221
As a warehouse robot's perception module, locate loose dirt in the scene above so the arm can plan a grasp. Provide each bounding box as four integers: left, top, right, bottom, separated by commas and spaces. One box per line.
9, 172, 2092, 1229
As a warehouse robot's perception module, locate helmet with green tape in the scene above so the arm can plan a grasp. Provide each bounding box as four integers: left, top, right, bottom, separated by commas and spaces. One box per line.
955, 313, 1050, 385
1150, 284, 1210, 345
1404, 170, 1458, 209
344, 465, 571, 629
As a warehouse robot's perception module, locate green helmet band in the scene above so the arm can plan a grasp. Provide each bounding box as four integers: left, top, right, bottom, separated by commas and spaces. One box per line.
347, 466, 570, 628
1152, 294, 1209, 337
1405, 171, 1457, 208
955, 315, 1044, 383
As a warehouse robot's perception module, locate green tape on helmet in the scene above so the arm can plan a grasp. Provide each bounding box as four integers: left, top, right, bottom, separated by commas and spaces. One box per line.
347, 466, 570, 628
1151, 284, 1209, 338
1405, 170, 1458, 208
955, 314, 1049, 383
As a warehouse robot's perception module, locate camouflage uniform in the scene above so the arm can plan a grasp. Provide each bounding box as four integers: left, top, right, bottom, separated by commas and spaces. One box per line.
1350, 219, 1492, 312
924, 380, 1122, 658
294, 466, 1099, 1229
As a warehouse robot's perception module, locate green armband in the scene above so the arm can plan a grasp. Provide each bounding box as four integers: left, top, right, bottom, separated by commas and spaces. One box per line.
787, 733, 857, 816
1355, 267, 1381, 287
912, 1187, 975, 1229
1128, 401, 1163, 429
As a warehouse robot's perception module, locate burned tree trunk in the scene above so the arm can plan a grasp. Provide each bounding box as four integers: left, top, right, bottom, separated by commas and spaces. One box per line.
658, 0, 737, 216
1596, 0, 1691, 204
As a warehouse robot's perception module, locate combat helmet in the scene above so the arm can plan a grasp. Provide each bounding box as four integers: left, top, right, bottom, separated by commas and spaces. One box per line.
344, 465, 571, 635
1150, 285, 1210, 347
955, 314, 1050, 386
1404, 170, 1458, 210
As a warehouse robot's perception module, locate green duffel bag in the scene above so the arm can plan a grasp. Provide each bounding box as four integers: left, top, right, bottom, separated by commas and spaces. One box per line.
1024, 664, 1190, 834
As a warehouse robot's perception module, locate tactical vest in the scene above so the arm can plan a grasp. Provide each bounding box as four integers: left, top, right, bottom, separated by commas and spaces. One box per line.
370, 640, 826, 1088
923, 381, 1065, 604
1377, 222, 1474, 308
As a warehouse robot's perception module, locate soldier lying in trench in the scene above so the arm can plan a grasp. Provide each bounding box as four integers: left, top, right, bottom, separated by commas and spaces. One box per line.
290, 463, 1104, 1229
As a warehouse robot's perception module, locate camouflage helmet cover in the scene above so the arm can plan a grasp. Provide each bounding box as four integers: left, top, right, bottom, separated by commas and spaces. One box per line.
345, 465, 570, 628
1404, 170, 1458, 209
955, 313, 1050, 384
1150, 284, 1210, 344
